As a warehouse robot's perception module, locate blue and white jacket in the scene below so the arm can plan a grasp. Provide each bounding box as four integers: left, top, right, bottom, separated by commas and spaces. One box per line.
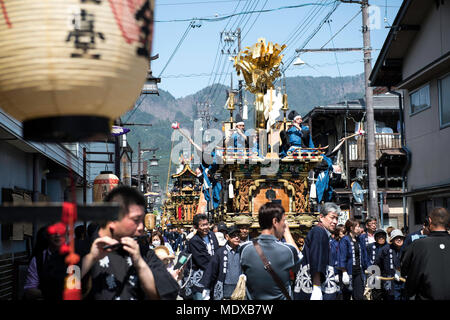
199, 244, 242, 300
337, 235, 368, 276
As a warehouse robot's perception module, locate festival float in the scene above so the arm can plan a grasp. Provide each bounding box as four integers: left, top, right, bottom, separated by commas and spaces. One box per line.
162, 155, 202, 229
168, 38, 338, 241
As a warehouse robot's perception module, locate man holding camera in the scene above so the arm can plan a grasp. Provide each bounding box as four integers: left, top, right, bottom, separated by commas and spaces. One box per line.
82, 186, 178, 300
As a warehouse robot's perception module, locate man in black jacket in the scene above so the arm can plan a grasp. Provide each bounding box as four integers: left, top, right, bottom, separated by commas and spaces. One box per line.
82, 186, 178, 300
401, 207, 450, 300
181, 213, 219, 300
401, 217, 430, 257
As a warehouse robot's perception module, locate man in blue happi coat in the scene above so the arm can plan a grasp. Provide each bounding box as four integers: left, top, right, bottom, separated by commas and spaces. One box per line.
199, 225, 243, 300
286, 110, 313, 152
228, 113, 249, 154
196, 143, 222, 212
294, 202, 340, 300
365, 229, 389, 300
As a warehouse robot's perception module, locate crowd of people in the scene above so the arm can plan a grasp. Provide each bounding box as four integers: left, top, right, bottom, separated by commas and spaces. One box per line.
22, 185, 450, 300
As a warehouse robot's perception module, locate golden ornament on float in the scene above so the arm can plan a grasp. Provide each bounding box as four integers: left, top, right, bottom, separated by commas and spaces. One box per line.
0, 0, 155, 141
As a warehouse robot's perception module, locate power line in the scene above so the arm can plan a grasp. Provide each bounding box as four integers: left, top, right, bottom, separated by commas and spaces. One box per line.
320, 8, 361, 49
282, 1, 340, 72
206, 50, 226, 98
209, 27, 241, 104
283, 0, 330, 61
205, 39, 223, 89
122, 95, 146, 124
161, 72, 231, 78
207, 27, 240, 102
281, 8, 362, 83
205, 0, 243, 98
157, 21, 198, 77
283, 0, 327, 48
209, 57, 231, 103
327, 20, 346, 100
242, 0, 269, 41
223, 0, 244, 33
157, 0, 250, 6
281, 0, 330, 74
154, 2, 338, 23
231, 0, 254, 30
236, 0, 260, 33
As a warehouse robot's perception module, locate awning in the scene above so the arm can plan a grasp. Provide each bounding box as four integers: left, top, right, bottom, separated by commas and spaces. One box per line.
405, 183, 450, 197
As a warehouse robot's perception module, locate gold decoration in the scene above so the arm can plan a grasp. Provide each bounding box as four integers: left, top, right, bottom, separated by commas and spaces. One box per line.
236, 179, 252, 213
234, 38, 286, 94
292, 180, 308, 213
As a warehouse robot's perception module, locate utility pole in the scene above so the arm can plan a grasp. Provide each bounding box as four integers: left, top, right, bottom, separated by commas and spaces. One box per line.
138, 143, 159, 194
361, 0, 378, 220
340, 0, 378, 219
221, 28, 242, 116
237, 28, 243, 117
197, 102, 212, 130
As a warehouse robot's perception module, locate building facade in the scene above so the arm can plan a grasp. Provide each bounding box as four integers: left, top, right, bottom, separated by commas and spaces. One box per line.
370, 0, 450, 232
303, 93, 407, 229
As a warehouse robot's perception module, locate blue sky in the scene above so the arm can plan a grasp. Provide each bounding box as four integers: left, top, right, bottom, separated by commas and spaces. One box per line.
151, 0, 403, 99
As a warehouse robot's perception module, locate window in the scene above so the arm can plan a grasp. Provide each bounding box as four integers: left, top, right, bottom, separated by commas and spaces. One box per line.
439, 74, 450, 127
410, 84, 430, 114
61, 142, 79, 157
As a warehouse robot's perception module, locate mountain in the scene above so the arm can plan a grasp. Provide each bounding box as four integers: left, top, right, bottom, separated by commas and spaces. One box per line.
123, 73, 365, 196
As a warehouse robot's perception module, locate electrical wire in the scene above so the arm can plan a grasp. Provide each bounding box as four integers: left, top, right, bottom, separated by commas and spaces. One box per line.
282, 1, 319, 45
327, 20, 346, 101
208, 0, 252, 104
230, 0, 255, 31
279, 8, 361, 85
236, 0, 260, 34
157, 0, 250, 6
283, 0, 327, 48
154, 2, 337, 23
223, 0, 245, 34
320, 8, 361, 49
242, 0, 269, 41
281, 0, 330, 71
158, 21, 195, 77
205, 1, 337, 106
282, 1, 340, 72
162, 72, 231, 78
205, 39, 224, 90
122, 95, 146, 124
208, 57, 232, 103
205, 0, 243, 98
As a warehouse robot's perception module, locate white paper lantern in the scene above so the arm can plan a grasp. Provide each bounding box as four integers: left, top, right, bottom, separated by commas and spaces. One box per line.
0, 0, 154, 141
93, 171, 119, 202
